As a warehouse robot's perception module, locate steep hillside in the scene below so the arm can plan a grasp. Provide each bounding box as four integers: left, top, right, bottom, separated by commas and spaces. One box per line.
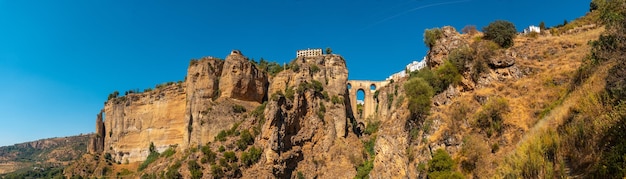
0, 134, 91, 178
63, 1, 626, 178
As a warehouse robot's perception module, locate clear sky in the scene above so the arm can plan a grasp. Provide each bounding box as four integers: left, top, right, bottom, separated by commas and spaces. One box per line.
0, 0, 590, 146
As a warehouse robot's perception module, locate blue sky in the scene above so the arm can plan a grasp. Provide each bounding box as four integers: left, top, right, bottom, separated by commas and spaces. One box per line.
0, 0, 590, 146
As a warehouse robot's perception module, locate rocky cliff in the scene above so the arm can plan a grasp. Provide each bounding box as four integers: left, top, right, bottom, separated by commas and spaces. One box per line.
66, 11, 607, 178
84, 51, 269, 166
249, 54, 356, 178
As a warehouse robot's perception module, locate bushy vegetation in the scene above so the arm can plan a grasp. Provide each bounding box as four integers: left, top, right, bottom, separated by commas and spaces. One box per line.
236, 130, 254, 150
241, 146, 262, 167
474, 97, 509, 137
310, 64, 321, 73
223, 151, 237, 163
404, 78, 434, 120
201, 144, 217, 164
165, 160, 182, 179
427, 149, 464, 179
483, 20, 517, 48
363, 120, 380, 135
331, 95, 342, 104
138, 142, 160, 171
187, 160, 203, 179
355, 137, 377, 179
160, 146, 176, 158
317, 102, 326, 120
424, 28, 443, 49
215, 123, 242, 142
256, 58, 284, 76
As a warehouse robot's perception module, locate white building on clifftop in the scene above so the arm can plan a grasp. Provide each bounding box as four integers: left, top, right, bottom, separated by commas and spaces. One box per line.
386, 57, 428, 81
296, 48, 323, 57
523, 25, 541, 34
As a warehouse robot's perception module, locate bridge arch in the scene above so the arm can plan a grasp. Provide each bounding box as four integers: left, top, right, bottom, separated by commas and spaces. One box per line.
346, 80, 389, 120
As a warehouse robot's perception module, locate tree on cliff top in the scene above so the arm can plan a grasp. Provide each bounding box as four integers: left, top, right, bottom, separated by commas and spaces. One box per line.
483, 20, 517, 48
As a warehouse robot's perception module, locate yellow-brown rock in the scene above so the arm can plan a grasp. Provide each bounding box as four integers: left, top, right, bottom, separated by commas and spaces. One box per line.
219, 51, 269, 103
103, 84, 187, 163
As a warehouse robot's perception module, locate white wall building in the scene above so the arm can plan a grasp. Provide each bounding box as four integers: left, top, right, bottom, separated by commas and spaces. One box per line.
386, 57, 428, 81
296, 48, 323, 57
523, 25, 541, 34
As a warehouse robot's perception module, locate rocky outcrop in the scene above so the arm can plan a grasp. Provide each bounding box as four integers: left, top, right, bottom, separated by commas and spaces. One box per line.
86, 51, 272, 164
252, 55, 355, 178
427, 26, 468, 68
88, 111, 105, 154
219, 52, 269, 103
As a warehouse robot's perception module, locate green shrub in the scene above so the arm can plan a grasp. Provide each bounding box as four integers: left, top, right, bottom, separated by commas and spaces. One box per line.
364, 120, 381, 135
435, 60, 463, 91
215, 130, 227, 142
322, 91, 329, 100
404, 78, 435, 120
363, 138, 376, 157
211, 164, 224, 178
237, 130, 254, 150
312, 80, 324, 93
161, 147, 176, 158
201, 145, 217, 164
287, 61, 300, 72
232, 104, 246, 113
224, 151, 238, 163
138, 151, 160, 171
331, 95, 342, 104
285, 86, 295, 100
241, 146, 262, 167
218, 145, 225, 152
355, 159, 374, 179
317, 102, 326, 120
310, 64, 321, 73
483, 20, 517, 48
165, 160, 182, 179
448, 46, 474, 72
424, 28, 443, 49
187, 160, 203, 179
428, 149, 464, 179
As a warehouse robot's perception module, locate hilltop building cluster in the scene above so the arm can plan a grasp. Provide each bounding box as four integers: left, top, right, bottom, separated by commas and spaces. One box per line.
386, 57, 428, 81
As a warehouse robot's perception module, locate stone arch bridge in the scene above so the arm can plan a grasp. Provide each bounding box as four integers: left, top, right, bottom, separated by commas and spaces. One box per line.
346, 80, 390, 120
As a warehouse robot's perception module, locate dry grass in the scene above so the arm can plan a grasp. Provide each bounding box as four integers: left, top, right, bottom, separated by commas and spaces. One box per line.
421, 23, 605, 178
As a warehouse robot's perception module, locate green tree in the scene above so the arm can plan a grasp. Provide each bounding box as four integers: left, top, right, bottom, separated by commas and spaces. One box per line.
483, 20, 517, 48
325, 47, 332, 54
428, 149, 464, 179
404, 78, 434, 120
424, 28, 443, 49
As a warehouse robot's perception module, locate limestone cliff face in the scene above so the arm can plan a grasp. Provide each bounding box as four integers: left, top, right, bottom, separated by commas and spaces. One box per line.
248, 55, 357, 178
103, 84, 187, 163
91, 51, 269, 164
219, 52, 269, 103
184, 57, 224, 147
